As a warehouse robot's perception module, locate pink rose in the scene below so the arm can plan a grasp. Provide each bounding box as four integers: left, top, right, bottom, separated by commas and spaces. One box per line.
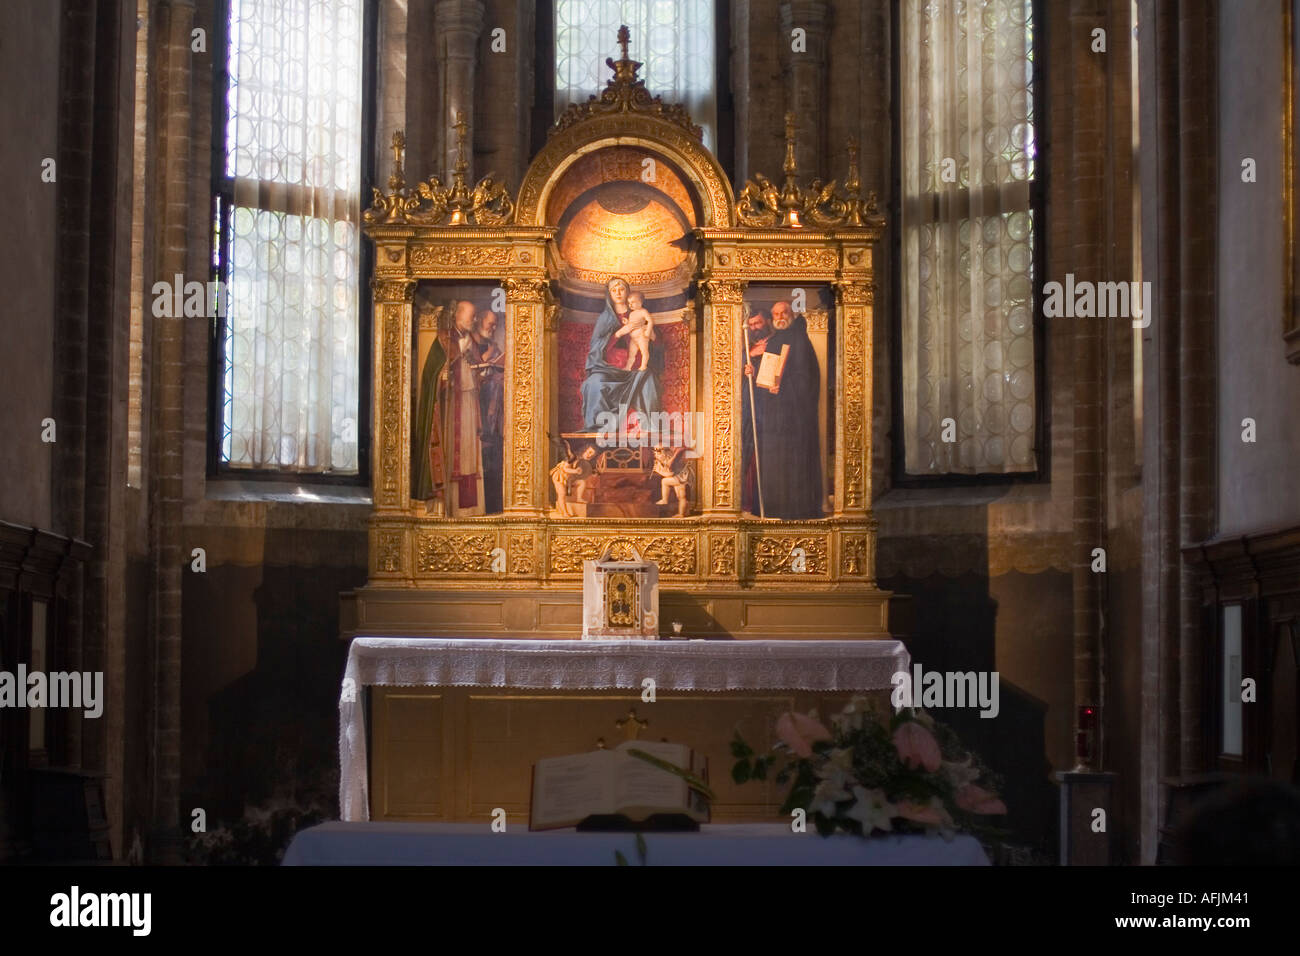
892, 721, 942, 772
895, 799, 950, 827
775, 712, 831, 758
955, 784, 1007, 815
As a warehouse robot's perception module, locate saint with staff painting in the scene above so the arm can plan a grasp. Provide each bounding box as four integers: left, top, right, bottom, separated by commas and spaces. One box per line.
741, 300, 825, 519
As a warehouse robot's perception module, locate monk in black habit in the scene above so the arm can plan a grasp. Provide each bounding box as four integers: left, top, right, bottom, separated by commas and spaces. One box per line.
741, 300, 825, 519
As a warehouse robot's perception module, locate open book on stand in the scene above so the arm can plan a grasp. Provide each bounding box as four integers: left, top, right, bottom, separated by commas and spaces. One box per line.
530, 740, 710, 831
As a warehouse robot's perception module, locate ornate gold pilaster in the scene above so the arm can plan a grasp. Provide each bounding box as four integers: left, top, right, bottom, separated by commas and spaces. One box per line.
503, 276, 548, 514
371, 278, 417, 513
699, 278, 746, 514
834, 279, 873, 516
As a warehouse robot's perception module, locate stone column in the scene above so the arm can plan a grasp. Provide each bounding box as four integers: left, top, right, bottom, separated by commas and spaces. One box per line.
376, 0, 409, 177
148, 0, 196, 861
1138, 0, 1180, 868
731, 0, 752, 186
476, 0, 535, 193
779, 0, 831, 176
52, 0, 98, 773
1176, 0, 1216, 775
435, 0, 486, 181
1068, 0, 1107, 773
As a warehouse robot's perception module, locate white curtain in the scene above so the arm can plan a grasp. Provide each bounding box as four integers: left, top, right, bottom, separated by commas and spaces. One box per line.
901, 0, 1037, 475
221, 0, 363, 472
555, 0, 716, 150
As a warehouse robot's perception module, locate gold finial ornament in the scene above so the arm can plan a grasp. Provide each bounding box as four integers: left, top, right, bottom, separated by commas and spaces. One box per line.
735, 128, 883, 230
615, 708, 649, 741
552, 26, 703, 139
365, 117, 515, 226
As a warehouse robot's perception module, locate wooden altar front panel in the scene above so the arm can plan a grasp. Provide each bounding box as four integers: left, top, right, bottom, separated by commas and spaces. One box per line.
369, 686, 887, 823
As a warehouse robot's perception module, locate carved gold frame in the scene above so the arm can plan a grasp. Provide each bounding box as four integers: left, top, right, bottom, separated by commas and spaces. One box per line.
363, 39, 886, 594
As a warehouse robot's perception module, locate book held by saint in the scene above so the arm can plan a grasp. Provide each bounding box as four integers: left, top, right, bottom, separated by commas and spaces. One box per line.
754, 344, 790, 390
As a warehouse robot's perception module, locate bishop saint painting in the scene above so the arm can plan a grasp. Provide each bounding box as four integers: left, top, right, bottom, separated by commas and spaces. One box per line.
414, 298, 489, 516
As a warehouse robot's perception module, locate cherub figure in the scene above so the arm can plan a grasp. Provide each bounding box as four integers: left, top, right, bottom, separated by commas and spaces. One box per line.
652, 446, 691, 516
549, 442, 598, 517
612, 291, 655, 372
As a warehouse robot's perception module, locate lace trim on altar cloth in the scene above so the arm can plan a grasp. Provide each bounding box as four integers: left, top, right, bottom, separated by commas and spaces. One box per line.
339, 637, 909, 821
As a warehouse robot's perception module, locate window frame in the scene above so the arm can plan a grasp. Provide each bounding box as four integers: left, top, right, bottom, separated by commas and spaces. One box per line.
888, 0, 1050, 488
207, 0, 379, 485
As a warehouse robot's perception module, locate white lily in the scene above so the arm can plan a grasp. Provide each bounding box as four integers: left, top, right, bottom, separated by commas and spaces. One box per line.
942, 756, 980, 789
845, 786, 896, 833
810, 765, 853, 817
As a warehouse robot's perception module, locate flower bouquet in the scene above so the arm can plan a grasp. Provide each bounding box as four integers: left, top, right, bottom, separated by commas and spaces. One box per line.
731, 696, 1007, 839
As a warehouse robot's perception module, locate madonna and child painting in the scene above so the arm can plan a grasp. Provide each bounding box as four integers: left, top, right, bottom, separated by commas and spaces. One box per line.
409, 278, 833, 522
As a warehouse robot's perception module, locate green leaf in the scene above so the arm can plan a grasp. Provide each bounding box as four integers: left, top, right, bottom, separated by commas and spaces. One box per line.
732, 760, 751, 785
635, 832, 647, 864
615, 850, 629, 866
730, 732, 754, 759
626, 748, 718, 801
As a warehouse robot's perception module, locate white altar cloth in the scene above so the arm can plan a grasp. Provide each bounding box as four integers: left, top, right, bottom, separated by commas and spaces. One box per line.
284, 822, 987, 866
339, 637, 910, 821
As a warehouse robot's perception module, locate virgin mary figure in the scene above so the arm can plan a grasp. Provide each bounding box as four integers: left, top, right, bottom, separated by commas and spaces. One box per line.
580, 276, 663, 430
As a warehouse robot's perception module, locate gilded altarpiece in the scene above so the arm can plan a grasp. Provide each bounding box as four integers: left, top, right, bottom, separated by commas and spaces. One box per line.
351, 42, 895, 640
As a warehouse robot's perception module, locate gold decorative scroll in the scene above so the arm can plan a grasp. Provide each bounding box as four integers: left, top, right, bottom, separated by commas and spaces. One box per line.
751, 534, 829, 575
840, 533, 870, 577
376, 301, 411, 509
709, 533, 737, 576
416, 532, 499, 573
550, 534, 695, 575
509, 304, 538, 510
409, 245, 511, 269
371, 279, 417, 302
701, 279, 744, 511
373, 528, 405, 575
735, 247, 839, 271
836, 282, 871, 512
506, 531, 536, 574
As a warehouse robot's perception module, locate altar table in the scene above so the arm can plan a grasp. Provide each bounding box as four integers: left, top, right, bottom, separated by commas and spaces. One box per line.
340, 637, 909, 823
284, 822, 987, 866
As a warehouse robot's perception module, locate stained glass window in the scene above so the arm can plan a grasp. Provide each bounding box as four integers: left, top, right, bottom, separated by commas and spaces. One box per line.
214, 0, 364, 473
900, 0, 1038, 475
555, 0, 716, 149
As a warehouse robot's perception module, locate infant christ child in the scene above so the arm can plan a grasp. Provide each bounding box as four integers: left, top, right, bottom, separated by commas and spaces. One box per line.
613, 291, 655, 371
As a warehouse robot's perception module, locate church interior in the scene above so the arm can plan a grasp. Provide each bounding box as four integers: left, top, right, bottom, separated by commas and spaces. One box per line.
2, 0, 1299, 872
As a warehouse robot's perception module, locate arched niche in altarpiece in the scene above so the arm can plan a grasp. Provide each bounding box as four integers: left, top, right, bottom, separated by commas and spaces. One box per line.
356, 32, 894, 639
